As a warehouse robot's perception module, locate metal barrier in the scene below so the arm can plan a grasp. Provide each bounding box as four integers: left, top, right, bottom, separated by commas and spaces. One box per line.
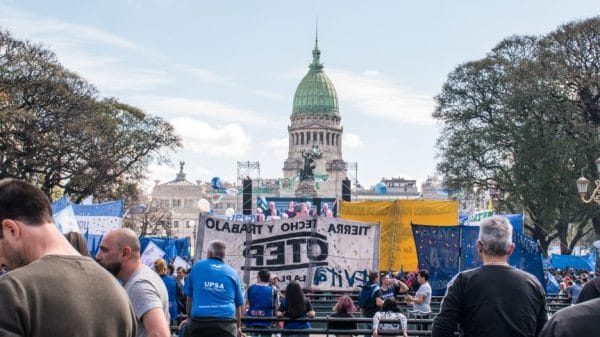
241, 316, 439, 336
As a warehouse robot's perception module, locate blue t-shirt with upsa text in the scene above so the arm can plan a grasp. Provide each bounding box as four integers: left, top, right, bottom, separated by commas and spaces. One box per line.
184, 258, 244, 318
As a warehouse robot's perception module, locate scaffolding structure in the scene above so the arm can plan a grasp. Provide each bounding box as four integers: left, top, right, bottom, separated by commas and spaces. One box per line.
346, 161, 359, 187
237, 161, 260, 185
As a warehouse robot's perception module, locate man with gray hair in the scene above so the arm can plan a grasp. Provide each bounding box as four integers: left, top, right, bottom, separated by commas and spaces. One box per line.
183, 239, 244, 337
432, 216, 547, 337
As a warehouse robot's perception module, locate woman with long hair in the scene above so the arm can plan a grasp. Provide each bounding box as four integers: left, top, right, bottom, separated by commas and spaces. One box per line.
372, 298, 408, 337
64, 231, 89, 256
154, 258, 178, 326
327, 295, 358, 337
276, 281, 315, 337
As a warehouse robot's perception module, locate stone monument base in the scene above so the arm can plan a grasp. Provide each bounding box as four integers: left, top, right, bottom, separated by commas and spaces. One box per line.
295, 181, 318, 197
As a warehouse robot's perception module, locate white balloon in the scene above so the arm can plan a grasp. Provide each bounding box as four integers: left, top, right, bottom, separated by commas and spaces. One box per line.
197, 199, 211, 213
225, 207, 235, 217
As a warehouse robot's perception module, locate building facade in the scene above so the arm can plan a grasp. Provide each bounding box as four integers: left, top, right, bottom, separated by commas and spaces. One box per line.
282, 38, 347, 198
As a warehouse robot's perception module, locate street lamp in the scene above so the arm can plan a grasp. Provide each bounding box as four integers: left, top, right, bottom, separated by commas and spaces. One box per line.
577, 157, 600, 204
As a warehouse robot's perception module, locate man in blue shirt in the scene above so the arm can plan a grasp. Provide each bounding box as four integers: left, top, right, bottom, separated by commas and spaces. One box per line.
183, 240, 244, 337
567, 279, 583, 304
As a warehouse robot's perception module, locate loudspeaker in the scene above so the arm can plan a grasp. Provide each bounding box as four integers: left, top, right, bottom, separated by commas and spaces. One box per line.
313, 197, 322, 216
242, 178, 252, 215
342, 177, 351, 202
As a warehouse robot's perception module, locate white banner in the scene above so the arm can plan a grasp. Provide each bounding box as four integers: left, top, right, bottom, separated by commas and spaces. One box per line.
194, 215, 380, 290
53, 205, 80, 234
464, 210, 495, 226
141, 241, 166, 267
172, 256, 191, 275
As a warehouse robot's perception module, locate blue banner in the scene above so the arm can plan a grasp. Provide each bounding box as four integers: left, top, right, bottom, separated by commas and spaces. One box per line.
51, 196, 71, 214
550, 252, 595, 271
140, 237, 191, 263
51, 198, 125, 235
412, 224, 545, 295
412, 225, 460, 296
460, 226, 482, 270
545, 271, 560, 294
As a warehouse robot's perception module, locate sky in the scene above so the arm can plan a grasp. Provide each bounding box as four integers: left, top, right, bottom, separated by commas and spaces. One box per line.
1, 0, 598, 191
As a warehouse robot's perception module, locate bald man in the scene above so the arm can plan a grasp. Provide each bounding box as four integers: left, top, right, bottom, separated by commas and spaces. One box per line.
0, 178, 136, 337
96, 228, 170, 337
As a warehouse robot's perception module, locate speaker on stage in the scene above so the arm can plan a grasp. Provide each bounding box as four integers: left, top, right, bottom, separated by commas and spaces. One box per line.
342, 177, 351, 202
242, 177, 252, 215
313, 197, 322, 215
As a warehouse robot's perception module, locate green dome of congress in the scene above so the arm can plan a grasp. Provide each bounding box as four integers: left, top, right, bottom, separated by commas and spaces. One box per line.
292, 40, 339, 117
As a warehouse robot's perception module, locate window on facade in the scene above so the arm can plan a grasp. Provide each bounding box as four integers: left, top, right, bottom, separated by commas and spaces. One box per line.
173, 221, 179, 228
184, 199, 194, 208
186, 221, 191, 228
172, 199, 181, 208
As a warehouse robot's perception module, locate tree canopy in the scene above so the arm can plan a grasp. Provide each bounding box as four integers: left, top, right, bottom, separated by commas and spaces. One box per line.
434, 17, 600, 254
0, 29, 181, 202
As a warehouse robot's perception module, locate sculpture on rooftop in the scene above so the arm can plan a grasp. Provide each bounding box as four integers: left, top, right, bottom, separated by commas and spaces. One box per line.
299, 145, 321, 182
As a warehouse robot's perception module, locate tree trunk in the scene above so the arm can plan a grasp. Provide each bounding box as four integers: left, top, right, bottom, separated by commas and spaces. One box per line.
556, 222, 573, 255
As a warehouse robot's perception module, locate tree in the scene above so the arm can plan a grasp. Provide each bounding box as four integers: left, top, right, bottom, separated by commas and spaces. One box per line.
434, 27, 597, 255
0, 29, 181, 202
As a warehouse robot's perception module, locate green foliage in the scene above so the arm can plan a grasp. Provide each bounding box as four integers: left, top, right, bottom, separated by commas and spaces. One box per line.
434, 17, 600, 255
0, 29, 181, 202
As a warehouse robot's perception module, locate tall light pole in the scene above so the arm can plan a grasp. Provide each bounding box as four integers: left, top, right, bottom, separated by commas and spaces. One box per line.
577, 158, 600, 204
576, 157, 600, 275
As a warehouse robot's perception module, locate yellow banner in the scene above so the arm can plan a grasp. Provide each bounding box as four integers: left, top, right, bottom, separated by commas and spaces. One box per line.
340, 200, 458, 272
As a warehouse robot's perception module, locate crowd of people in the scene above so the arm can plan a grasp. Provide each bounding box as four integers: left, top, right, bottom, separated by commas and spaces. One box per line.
256, 200, 334, 221
3, 178, 600, 337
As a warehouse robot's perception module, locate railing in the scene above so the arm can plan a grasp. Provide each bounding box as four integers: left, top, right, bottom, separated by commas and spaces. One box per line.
241, 316, 438, 336
171, 293, 571, 335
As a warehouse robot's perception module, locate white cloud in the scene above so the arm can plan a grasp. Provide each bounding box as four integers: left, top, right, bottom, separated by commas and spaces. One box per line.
0, 5, 171, 94
175, 65, 235, 86
329, 69, 435, 125
343, 133, 364, 148
58, 51, 170, 92
262, 137, 289, 162
135, 96, 269, 126
169, 118, 251, 157
251, 89, 286, 101
0, 5, 148, 52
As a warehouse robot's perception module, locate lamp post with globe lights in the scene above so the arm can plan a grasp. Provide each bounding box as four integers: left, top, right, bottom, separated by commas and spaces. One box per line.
576, 158, 600, 204
576, 157, 600, 275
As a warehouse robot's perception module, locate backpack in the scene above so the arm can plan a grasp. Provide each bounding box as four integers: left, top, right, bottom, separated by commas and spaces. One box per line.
358, 283, 380, 309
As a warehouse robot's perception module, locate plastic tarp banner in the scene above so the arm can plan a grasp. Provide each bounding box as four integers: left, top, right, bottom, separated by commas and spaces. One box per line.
340, 200, 458, 271
412, 224, 545, 295
140, 237, 192, 263
194, 214, 380, 290
550, 253, 595, 271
